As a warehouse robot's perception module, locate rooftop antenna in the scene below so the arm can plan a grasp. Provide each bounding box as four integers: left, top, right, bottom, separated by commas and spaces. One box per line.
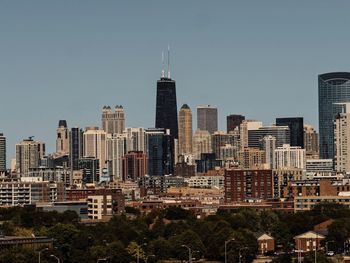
167, 45, 171, 79
161, 51, 165, 78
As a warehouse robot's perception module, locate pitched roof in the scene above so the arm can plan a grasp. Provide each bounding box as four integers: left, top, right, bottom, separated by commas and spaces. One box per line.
257, 233, 274, 241
294, 231, 325, 240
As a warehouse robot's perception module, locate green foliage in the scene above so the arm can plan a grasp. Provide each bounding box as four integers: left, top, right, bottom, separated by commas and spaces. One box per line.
163, 206, 195, 220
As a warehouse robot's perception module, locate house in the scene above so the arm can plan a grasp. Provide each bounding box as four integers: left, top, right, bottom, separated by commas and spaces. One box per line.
294, 231, 325, 252
257, 233, 275, 254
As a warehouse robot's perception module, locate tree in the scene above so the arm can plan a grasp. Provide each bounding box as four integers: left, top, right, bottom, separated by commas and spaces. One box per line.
127, 241, 146, 262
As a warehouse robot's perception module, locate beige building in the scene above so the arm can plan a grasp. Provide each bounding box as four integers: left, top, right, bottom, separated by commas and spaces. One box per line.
240, 120, 263, 149
335, 103, 350, 173
178, 104, 193, 155
106, 133, 127, 180
238, 148, 266, 169
101, 105, 125, 135
16, 138, 45, 177
275, 144, 306, 170
304, 124, 319, 159
56, 120, 69, 155
83, 127, 107, 171
192, 129, 212, 159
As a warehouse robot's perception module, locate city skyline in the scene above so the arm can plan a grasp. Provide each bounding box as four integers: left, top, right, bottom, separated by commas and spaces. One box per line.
2, 1, 350, 159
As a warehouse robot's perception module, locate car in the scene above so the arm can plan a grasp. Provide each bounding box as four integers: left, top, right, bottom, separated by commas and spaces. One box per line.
326, 251, 334, 256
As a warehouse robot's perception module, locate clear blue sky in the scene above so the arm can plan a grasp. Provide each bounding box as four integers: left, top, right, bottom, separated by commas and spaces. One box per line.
1, 1, 350, 161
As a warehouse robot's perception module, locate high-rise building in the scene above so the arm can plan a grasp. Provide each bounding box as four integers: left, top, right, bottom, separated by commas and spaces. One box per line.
227, 114, 245, 133
69, 127, 84, 171
0, 133, 5, 172
125, 127, 145, 153
261, 135, 276, 169
16, 137, 45, 177
276, 117, 304, 148
304, 124, 319, 159
83, 127, 107, 172
178, 104, 193, 155
78, 157, 100, 184
334, 103, 350, 172
192, 130, 212, 159
319, 72, 350, 159
240, 120, 263, 149
155, 75, 178, 139
102, 105, 125, 135
275, 144, 306, 170
145, 128, 174, 176
197, 105, 218, 134
248, 125, 290, 148
212, 131, 239, 159
122, 151, 148, 181
106, 133, 127, 180
238, 148, 266, 169
56, 120, 69, 155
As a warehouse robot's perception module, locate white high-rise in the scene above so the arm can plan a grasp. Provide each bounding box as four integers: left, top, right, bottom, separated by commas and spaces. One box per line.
262, 135, 276, 169
83, 127, 107, 171
275, 144, 306, 169
107, 133, 127, 180
334, 103, 350, 173
125, 127, 145, 153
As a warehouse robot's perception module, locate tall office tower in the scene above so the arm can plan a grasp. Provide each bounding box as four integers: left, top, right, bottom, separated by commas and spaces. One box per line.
276, 117, 304, 148
178, 104, 193, 155
197, 105, 218, 134
319, 72, 350, 159
275, 144, 306, 170
125, 127, 145, 153
102, 105, 125, 135
122, 151, 148, 181
145, 128, 174, 176
69, 127, 84, 170
227, 114, 245, 133
304, 124, 319, 159
192, 130, 212, 159
56, 120, 69, 155
248, 125, 290, 148
83, 127, 107, 172
211, 131, 239, 159
240, 120, 263, 149
16, 137, 45, 177
155, 56, 178, 139
106, 133, 127, 179
0, 134, 5, 172
261, 135, 276, 169
334, 103, 350, 172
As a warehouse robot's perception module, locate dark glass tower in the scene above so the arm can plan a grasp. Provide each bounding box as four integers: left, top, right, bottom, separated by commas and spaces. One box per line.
155, 77, 178, 139
69, 127, 84, 170
276, 117, 304, 148
319, 72, 350, 159
227, 114, 245, 133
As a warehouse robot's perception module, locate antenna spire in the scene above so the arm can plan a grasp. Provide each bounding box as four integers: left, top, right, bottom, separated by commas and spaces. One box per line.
167, 45, 171, 79
161, 51, 165, 78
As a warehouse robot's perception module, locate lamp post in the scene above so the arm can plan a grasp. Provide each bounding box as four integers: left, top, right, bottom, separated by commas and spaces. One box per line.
181, 244, 192, 263
50, 254, 60, 263
38, 247, 48, 263
225, 238, 235, 263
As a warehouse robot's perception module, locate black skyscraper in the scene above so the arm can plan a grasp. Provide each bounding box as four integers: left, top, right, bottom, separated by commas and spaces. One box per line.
227, 114, 245, 133
155, 77, 178, 139
69, 127, 83, 170
276, 117, 304, 148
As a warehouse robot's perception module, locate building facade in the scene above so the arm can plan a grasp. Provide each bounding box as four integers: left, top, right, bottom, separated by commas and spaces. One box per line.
275, 144, 306, 170
56, 120, 69, 155
248, 126, 290, 148
276, 117, 304, 148
102, 105, 125, 135
0, 133, 5, 172
304, 124, 319, 159
69, 127, 84, 171
192, 130, 212, 160
83, 127, 107, 172
122, 151, 147, 181
227, 114, 245, 133
178, 104, 193, 155
319, 72, 350, 159
197, 105, 218, 134
334, 103, 350, 173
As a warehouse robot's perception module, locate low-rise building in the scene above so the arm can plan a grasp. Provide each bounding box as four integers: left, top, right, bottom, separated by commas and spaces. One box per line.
257, 233, 275, 255
185, 175, 224, 188
294, 231, 325, 252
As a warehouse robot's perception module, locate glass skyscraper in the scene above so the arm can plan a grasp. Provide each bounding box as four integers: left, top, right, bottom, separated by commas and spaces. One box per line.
276, 117, 304, 148
319, 72, 350, 159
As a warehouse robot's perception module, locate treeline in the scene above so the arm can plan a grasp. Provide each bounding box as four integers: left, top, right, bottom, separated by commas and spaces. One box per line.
0, 203, 350, 262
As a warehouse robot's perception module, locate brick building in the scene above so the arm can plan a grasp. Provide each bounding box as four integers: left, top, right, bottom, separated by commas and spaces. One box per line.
224, 169, 275, 203
257, 233, 275, 255
294, 231, 325, 252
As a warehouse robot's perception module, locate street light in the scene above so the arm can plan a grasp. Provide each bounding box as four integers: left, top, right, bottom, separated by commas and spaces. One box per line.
50, 254, 60, 263
38, 247, 48, 263
181, 244, 192, 263
224, 238, 235, 263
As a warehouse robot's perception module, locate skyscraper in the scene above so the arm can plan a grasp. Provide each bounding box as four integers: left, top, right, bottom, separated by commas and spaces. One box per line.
69, 127, 84, 171
261, 135, 276, 169
102, 105, 125, 135
276, 117, 304, 148
178, 104, 192, 155
125, 127, 146, 153
155, 62, 178, 139
304, 124, 319, 159
227, 114, 245, 133
83, 127, 107, 172
192, 130, 212, 159
56, 120, 69, 155
248, 125, 290, 148
197, 105, 218, 134
319, 72, 350, 159
106, 133, 127, 180
16, 137, 45, 177
334, 103, 350, 173
0, 133, 6, 172
122, 151, 148, 181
